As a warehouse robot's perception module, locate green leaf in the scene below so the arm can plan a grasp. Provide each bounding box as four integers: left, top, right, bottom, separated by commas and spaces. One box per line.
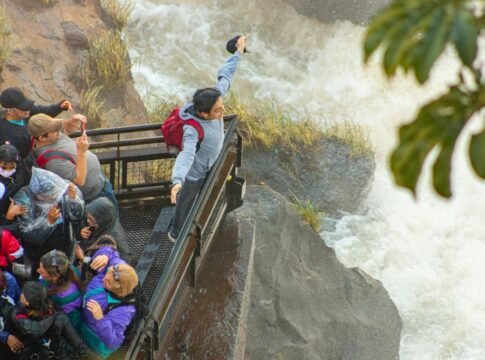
415, 6, 452, 83
390, 86, 479, 197
451, 5, 478, 67
432, 141, 454, 197
364, 3, 409, 62
470, 127, 485, 178
364, 0, 480, 82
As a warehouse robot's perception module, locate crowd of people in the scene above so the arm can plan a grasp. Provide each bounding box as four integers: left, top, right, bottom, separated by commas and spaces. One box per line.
0, 34, 247, 359
0, 87, 138, 359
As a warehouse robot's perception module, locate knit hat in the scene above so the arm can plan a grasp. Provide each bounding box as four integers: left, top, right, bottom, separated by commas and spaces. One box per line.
0, 87, 34, 111
109, 263, 139, 297
28, 113, 63, 138
23, 281, 47, 310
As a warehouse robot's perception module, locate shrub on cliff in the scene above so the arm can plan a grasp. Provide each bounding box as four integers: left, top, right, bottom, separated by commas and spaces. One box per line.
0, 5, 12, 72
101, 0, 134, 30
81, 30, 130, 89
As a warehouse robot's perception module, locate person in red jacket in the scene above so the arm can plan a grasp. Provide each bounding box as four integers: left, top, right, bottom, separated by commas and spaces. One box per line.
0, 229, 23, 269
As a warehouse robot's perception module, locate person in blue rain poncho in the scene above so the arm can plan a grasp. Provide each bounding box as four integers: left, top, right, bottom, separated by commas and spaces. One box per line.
13, 168, 84, 278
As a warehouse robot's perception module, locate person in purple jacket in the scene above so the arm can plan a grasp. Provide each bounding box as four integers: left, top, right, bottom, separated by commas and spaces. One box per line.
81, 247, 138, 358
37, 249, 83, 333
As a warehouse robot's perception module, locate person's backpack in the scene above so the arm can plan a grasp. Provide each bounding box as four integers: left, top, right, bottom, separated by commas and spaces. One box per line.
18, 338, 52, 360
161, 107, 204, 153
108, 285, 149, 341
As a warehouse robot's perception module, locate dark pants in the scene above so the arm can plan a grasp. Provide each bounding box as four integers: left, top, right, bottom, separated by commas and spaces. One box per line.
169, 178, 205, 239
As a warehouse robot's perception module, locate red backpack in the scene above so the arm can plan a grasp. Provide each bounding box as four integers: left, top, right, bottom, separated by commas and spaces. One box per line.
161, 107, 204, 152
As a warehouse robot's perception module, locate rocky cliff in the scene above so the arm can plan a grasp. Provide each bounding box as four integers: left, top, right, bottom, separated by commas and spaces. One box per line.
239, 187, 401, 359
168, 186, 402, 359
0, 0, 147, 126
242, 137, 375, 216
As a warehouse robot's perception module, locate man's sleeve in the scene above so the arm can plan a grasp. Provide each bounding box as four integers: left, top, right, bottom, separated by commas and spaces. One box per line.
171, 126, 199, 185
215, 52, 242, 98
30, 101, 64, 118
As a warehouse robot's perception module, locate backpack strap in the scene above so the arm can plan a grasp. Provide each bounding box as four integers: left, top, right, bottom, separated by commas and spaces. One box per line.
184, 119, 204, 152
36, 149, 76, 169
184, 119, 204, 142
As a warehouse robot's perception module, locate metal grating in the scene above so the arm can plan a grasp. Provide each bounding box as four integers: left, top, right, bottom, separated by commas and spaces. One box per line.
119, 203, 164, 267
125, 158, 174, 187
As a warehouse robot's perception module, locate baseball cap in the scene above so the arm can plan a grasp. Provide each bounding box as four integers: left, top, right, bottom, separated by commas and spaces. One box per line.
0, 87, 34, 111
28, 113, 63, 137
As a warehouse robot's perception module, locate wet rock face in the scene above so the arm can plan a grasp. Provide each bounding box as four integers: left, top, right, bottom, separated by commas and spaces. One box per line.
236, 186, 402, 360
282, 0, 391, 25
242, 137, 375, 216
0, 0, 148, 126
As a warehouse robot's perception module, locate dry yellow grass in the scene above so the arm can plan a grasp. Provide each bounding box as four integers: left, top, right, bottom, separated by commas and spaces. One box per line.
80, 84, 106, 127
38, 0, 57, 4
0, 6, 12, 71
82, 30, 130, 88
144, 93, 373, 159
291, 194, 324, 232
100, 0, 134, 30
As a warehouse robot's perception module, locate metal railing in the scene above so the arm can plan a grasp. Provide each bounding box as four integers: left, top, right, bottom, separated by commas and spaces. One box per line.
70, 116, 244, 358
123, 115, 244, 359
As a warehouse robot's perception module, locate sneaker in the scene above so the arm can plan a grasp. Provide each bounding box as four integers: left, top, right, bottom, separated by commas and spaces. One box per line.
167, 232, 177, 244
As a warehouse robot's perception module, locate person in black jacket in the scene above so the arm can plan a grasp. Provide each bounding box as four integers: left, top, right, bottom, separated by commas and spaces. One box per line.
0, 87, 73, 160
0, 281, 95, 359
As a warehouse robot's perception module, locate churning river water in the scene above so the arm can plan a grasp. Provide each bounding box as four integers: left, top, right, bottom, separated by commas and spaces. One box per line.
127, 1, 485, 359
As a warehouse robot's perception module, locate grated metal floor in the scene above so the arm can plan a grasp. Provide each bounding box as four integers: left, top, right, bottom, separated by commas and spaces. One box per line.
110, 202, 175, 359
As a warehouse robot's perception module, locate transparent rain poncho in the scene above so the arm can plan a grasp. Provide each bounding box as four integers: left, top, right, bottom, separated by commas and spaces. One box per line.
14, 167, 83, 235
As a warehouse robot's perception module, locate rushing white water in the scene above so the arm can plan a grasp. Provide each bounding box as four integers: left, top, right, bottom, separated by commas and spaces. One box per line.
127, 1, 485, 359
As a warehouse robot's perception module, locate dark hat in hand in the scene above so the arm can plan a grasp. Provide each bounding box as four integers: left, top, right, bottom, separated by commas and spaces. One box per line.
226, 35, 249, 54
0, 87, 34, 111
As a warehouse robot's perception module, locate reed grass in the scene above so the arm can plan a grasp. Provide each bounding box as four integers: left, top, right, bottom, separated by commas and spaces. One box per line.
100, 0, 134, 30
82, 30, 130, 88
38, 0, 57, 5
225, 94, 373, 157
80, 84, 106, 127
291, 194, 323, 232
144, 93, 373, 159
0, 6, 12, 71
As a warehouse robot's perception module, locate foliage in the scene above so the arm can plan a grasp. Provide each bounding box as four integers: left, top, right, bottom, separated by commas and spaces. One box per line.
80, 84, 106, 127
291, 194, 324, 232
38, 0, 57, 4
225, 94, 373, 157
82, 30, 130, 89
364, 0, 485, 197
100, 0, 134, 30
0, 5, 12, 71
144, 93, 373, 159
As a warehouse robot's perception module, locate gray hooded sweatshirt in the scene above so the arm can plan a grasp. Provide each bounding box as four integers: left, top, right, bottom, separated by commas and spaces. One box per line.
171, 51, 242, 185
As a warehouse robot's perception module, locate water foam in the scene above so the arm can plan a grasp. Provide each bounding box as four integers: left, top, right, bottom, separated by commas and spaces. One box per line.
128, 1, 485, 358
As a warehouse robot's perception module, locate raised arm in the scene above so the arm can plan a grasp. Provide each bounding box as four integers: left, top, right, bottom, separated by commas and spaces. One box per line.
215, 36, 247, 97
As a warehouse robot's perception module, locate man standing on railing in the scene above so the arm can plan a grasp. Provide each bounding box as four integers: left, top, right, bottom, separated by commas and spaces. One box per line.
168, 35, 248, 243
